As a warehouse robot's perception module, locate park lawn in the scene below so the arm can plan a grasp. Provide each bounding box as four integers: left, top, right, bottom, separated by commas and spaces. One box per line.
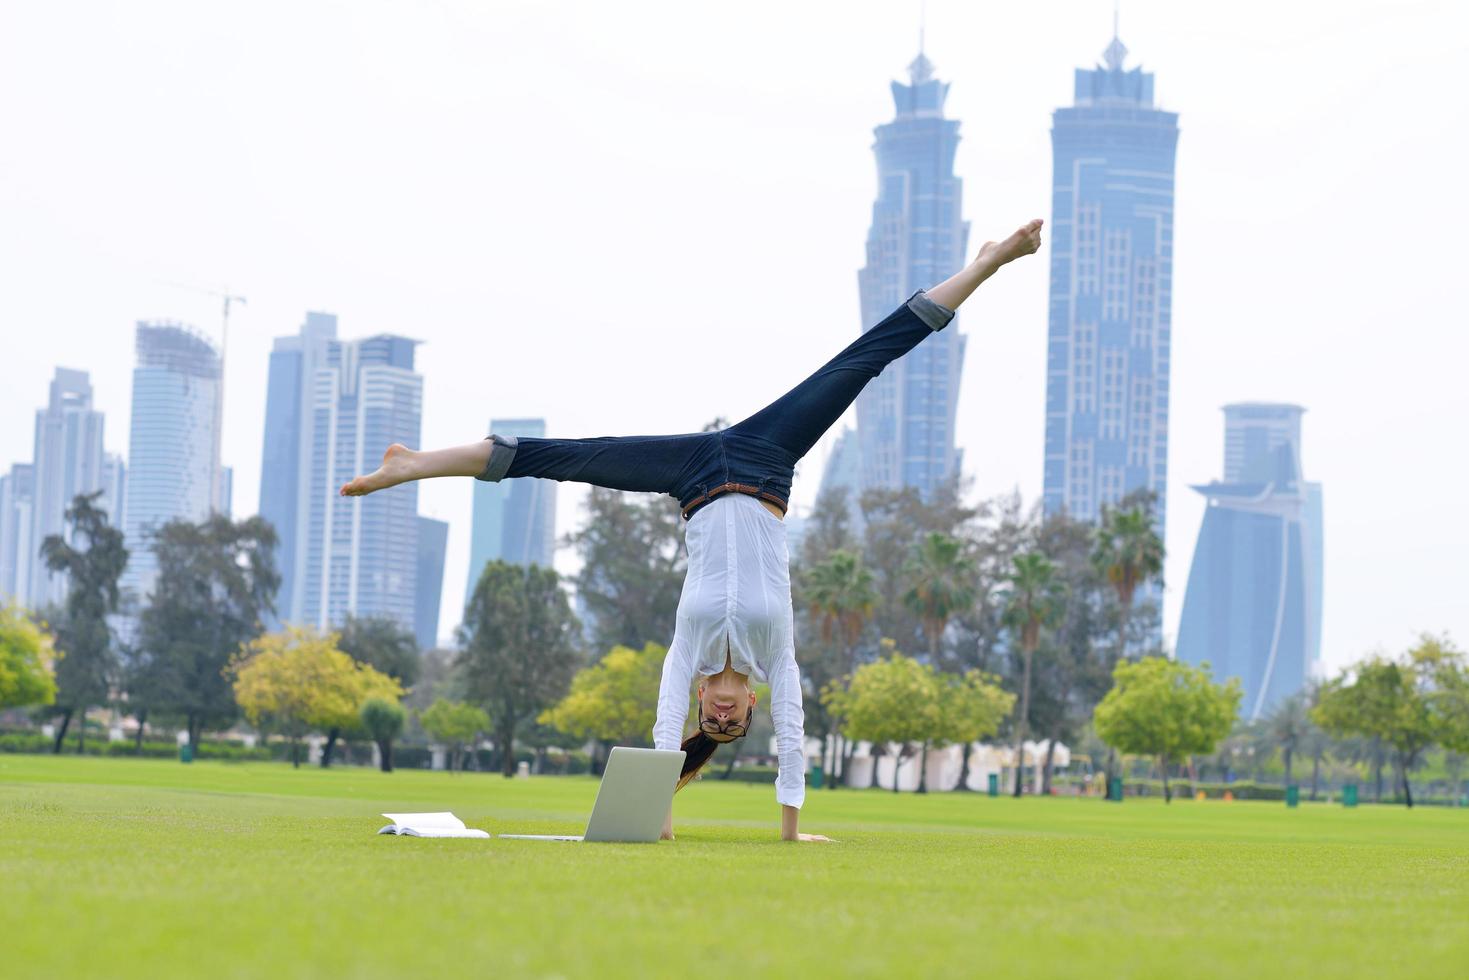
2, 756, 1466, 980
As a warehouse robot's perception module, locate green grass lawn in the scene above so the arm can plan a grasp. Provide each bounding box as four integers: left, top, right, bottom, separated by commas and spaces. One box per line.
2, 755, 1466, 979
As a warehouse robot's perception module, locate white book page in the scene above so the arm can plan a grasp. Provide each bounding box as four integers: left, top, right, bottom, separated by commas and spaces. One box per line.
378, 812, 488, 838
382, 812, 465, 831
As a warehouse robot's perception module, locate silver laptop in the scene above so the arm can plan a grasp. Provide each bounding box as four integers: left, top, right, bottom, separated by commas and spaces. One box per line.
498, 746, 685, 843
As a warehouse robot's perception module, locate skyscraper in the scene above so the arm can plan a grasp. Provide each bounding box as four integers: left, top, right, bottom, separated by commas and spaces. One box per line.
854, 50, 969, 497
101, 452, 126, 531
1176, 404, 1324, 720
298, 333, 423, 633
465, 417, 556, 606
259, 312, 338, 626
0, 464, 36, 602
415, 516, 448, 651
1041, 31, 1179, 533
218, 466, 233, 519
812, 425, 865, 534
23, 368, 107, 607
121, 323, 222, 605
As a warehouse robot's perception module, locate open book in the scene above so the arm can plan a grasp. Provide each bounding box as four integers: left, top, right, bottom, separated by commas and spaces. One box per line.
377, 812, 490, 838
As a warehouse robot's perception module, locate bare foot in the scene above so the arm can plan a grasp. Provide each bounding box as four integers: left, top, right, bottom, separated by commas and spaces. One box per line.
340, 444, 418, 497
976, 219, 1044, 269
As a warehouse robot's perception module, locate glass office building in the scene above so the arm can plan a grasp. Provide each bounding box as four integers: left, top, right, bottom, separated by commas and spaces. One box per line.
259, 312, 339, 626
22, 368, 108, 607
121, 323, 222, 604
415, 515, 448, 651
1176, 404, 1324, 720
464, 417, 557, 607
1040, 31, 1179, 646
854, 51, 969, 497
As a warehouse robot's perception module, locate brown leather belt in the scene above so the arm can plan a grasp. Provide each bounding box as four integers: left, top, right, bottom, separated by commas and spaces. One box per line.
681, 482, 789, 521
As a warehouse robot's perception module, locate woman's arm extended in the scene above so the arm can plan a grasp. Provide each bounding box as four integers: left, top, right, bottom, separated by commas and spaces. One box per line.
770, 657, 830, 842
655, 639, 695, 841
925, 219, 1044, 311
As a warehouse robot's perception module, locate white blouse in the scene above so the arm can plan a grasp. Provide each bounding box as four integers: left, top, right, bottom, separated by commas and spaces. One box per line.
652, 492, 806, 809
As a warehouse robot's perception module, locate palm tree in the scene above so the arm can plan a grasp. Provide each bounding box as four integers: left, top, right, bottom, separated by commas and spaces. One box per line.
901, 533, 977, 792
1091, 505, 1163, 787
1265, 693, 1311, 787
802, 549, 877, 788
902, 532, 977, 661
1091, 505, 1164, 660
1001, 551, 1066, 797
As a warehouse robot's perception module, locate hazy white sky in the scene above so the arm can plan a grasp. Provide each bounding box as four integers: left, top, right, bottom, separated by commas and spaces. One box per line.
2, 0, 1465, 668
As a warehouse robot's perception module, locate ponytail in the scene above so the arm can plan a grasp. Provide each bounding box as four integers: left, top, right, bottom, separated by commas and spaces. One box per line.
676, 731, 722, 792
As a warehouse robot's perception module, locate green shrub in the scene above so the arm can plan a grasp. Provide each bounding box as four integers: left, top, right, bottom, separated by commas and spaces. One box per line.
0, 732, 51, 753
0, 731, 269, 761
688, 765, 821, 786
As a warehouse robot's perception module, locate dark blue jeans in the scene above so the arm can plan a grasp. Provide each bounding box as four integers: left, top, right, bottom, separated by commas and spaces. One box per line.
478, 290, 953, 519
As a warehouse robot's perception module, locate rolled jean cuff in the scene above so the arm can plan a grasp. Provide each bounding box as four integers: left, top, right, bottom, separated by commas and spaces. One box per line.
476, 434, 518, 482
907, 289, 955, 331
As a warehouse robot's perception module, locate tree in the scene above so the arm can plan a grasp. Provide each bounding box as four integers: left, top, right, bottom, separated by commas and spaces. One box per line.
801, 549, 877, 787
1313, 635, 1467, 807
324, 614, 421, 766
133, 514, 278, 748
798, 484, 858, 567
1264, 693, 1313, 786
1091, 501, 1164, 660
0, 604, 57, 709
859, 480, 977, 653
1029, 510, 1118, 792
1432, 639, 1469, 758
302, 653, 402, 769
420, 699, 490, 771
1000, 551, 1066, 796
949, 492, 1031, 677
902, 532, 977, 662
1093, 657, 1242, 802
823, 648, 938, 792
231, 627, 402, 767
360, 698, 407, 773
458, 561, 581, 777
338, 614, 421, 686
936, 669, 1015, 792
39, 491, 127, 752
803, 550, 877, 673
566, 488, 685, 652
540, 643, 666, 755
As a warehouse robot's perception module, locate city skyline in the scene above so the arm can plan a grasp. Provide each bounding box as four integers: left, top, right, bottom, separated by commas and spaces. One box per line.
1, 1, 1465, 666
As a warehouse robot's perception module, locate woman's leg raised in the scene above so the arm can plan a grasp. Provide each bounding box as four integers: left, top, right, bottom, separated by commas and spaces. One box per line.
340, 431, 710, 498
730, 219, 1043, 462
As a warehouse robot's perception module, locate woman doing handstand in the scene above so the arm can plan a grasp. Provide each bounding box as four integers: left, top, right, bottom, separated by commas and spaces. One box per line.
342, 219, 1044, 841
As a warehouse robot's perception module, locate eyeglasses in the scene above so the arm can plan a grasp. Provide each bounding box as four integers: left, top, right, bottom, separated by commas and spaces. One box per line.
699, 712, 748, 739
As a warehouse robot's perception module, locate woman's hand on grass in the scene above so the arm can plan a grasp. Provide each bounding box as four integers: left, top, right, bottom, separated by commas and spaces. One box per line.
779, 804, 833, 841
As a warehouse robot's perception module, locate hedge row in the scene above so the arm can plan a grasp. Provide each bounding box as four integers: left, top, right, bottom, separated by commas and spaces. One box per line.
0, 732, 271, 761
0, 731, 604, 774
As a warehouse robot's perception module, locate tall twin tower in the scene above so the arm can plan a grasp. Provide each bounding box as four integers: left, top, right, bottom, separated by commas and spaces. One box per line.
834, 32, 1179, 530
